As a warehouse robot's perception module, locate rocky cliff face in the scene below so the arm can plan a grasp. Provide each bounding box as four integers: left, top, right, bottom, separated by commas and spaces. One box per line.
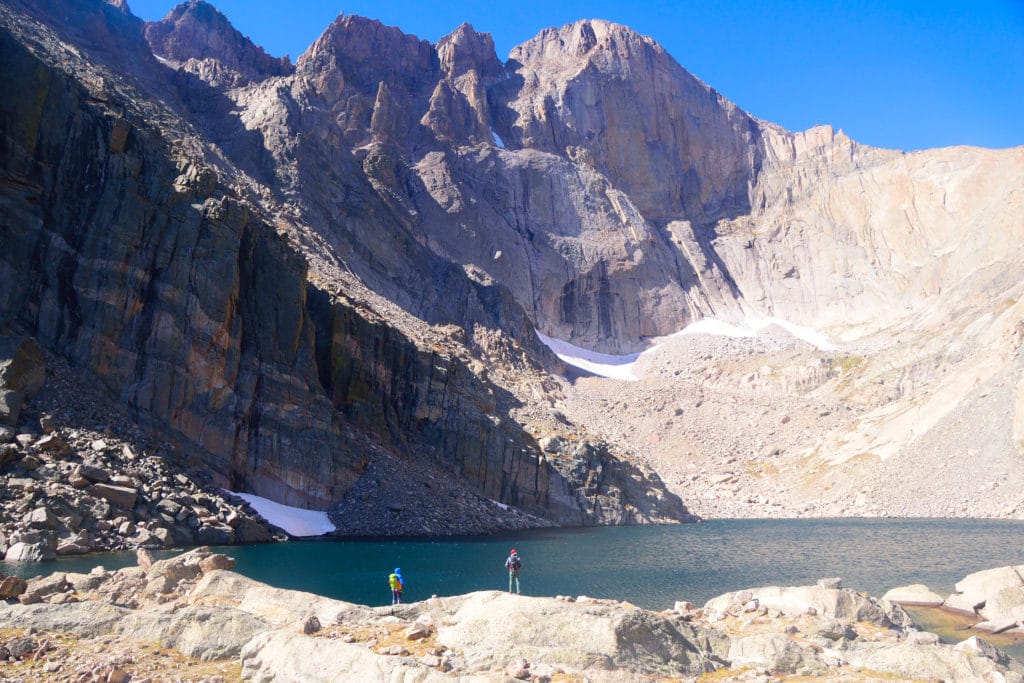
1, 0, 1021, 529
0, 0, 689, 532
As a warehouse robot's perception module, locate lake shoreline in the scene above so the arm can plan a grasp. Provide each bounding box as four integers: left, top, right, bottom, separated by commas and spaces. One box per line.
2, 546, 1024, 681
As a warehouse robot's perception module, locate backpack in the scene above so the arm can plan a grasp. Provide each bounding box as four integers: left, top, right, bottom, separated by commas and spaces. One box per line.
509, 555, 521, 572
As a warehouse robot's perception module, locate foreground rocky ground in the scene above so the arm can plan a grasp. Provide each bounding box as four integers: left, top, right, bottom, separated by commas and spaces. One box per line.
0, 547, 1023, 681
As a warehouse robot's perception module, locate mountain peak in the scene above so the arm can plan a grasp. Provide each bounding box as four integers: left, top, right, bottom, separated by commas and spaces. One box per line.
511, 18, 663, 64
436, 22, 502, 79
298, 13, 438, 97
144, 0, 292, 85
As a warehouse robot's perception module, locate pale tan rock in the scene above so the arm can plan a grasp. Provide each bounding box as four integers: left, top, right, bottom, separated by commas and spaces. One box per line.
705, 585, 911, 628
882, 584, 945, 606
943, 566, 1024, 617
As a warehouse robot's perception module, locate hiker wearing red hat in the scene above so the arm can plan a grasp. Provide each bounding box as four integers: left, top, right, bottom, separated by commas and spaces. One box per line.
505, 549, 522, 594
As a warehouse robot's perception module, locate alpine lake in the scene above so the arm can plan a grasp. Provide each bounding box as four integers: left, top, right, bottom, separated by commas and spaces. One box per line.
5, 518, 1024, 658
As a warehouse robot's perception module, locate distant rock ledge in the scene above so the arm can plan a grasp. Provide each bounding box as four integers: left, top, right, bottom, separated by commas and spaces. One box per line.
0, 548, 1022, 681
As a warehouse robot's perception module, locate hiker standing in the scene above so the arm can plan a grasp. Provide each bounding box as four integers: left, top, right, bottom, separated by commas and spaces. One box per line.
388, 567, 404, 604
505, 549, 522, 594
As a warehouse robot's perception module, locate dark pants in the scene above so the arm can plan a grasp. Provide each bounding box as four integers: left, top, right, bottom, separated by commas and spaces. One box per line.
392, 589, 402, 604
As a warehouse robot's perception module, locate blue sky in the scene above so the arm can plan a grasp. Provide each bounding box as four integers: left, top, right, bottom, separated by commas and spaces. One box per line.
130, 0, 1023, 152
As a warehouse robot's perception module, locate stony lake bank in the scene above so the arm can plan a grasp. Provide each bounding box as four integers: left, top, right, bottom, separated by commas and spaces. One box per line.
1, 545, 1024, 681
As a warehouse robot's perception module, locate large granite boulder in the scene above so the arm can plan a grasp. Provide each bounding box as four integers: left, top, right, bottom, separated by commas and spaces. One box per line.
4, 541, 55, 562
882, 583, 946, 606
704, 584, 912, 629
943, 565, 1024, 619
429, 591, 714, 677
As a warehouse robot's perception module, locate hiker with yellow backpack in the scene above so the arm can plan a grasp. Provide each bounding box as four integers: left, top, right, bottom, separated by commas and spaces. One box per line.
388, 568, 404, 604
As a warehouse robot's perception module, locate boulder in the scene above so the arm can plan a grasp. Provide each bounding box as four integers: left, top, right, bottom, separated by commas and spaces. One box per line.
194, 524, 234, 545
905, 630, 941, 645
64, 570, 109, 593
943, 566, 1024, 618
6, 636, 37, 659
233, 516, 273, 543
56, 530, 94, 555
504, 657, 531, 679
704, 585, 912, 628
883, 583, 945, 606
404, 622, 430, 640
136, 548, 156, 571
0, 389, 24, 427
5, 541, 55, 562
814, 618, 858, 641
151, 527, 174, 547
38, 414, 56, 434
0, 575, 27, 598
302, 614, 321, 634
431, 590, 713, 676
87, 482, 138, 509
19, 573, 69, 604
77, 464, 111, 483
0, 442, 17, 467
189, 571, 362, 629
199, 554, 236, 573
727, 632, 812, 675
145, 547, 211, 592
974, 619, 1019, 634
34, 433, 71, 457
0, 337, 46, 398
67, 469, 90, 488
23, 506, 61, 530
18, 453, 40, 469
954, 635, 1015, 666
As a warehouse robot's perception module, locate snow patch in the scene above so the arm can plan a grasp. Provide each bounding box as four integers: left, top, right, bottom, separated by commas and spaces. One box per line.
228, 491, 336, 537
491, 129, 506, 148
536, 332, 640, 381
537, 316, 837, 381
675, 316, 837, 351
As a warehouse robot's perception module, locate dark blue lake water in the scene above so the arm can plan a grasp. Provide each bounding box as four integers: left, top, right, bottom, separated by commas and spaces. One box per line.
5, 518, 1024, 611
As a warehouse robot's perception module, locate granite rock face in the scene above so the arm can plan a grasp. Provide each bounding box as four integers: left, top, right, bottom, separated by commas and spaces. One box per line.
0, 0, 688, 530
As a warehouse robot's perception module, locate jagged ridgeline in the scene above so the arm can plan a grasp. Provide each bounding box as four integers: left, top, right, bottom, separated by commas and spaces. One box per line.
2, 0, 1023, 532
